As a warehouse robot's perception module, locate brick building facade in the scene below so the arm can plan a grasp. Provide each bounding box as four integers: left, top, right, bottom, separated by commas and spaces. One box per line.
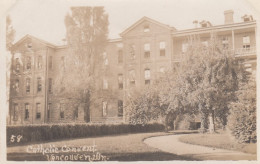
9, 10, 256, 125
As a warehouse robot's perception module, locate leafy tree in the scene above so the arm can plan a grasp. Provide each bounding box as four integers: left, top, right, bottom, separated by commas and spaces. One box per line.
126, 34, 248, 133
54, 7, 109, 122
177, 34, 248, 133
228, 76, 256, 143
6, 15, 16, 51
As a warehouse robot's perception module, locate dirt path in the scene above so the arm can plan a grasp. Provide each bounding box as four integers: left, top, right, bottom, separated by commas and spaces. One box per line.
144, 134, 256, 160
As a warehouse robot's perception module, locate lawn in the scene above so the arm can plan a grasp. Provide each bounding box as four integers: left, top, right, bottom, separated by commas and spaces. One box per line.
7, 132, 195, 161
178, 130, 256, 154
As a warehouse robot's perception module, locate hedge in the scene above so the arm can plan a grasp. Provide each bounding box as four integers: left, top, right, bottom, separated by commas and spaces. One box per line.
7, 123, 164, 146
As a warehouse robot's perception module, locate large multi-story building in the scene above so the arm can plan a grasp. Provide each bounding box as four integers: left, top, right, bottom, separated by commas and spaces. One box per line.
9, 10, 256, 125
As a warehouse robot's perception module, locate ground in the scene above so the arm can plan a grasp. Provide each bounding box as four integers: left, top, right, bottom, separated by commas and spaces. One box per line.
178, 130, 256, 154
7, 132, 195, 161
144, 133, 256, 160
7, 130, 257, 161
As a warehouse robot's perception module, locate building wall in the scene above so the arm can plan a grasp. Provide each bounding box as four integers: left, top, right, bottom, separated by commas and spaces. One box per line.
9, 37, 51, 125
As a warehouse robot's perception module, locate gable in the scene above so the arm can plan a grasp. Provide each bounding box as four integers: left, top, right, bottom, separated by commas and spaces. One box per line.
120, 17, 174, 37
12, 35, 56, 52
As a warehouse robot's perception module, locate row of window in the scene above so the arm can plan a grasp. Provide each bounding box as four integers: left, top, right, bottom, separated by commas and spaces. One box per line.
13, 78, 52, 94
103, 68, 165, 90
181, 36, 252, 53
13, 103, 43, 121
102, 100, 123, 117
14, 55, 53, 73
12, 103, 76, 121
115, 42, 166, 64
13, 100, 123, 122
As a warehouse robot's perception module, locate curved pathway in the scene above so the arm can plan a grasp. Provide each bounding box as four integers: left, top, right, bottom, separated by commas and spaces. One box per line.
144, 134, 256, 160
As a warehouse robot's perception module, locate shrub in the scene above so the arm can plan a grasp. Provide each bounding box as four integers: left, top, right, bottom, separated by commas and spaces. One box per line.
228, 77, 256, 143
7, 123, 164, 146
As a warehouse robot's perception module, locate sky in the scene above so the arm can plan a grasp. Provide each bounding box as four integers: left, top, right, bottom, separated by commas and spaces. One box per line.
7, 0, 258, 46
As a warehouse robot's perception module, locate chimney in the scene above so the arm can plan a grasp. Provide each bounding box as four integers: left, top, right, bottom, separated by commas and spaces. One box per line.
224, 10, 234, 24
193, 20, 198, 28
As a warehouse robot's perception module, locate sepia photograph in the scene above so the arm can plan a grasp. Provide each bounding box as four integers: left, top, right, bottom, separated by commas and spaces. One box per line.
1, 0, 259, 162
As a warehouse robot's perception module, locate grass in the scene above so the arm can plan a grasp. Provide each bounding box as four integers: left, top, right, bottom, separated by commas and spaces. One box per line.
178, 130, 256, 154
7, 132, 195, 161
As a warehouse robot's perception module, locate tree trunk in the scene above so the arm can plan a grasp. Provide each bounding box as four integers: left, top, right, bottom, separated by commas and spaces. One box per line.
164, 114, 169, 132
209, 110, 215, 133
199, 105, 208, 133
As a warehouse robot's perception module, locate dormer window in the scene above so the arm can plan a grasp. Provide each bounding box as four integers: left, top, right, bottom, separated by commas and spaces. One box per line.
200, 20, 212, 28
144, 25, 150, 32
241, 15, 253, 22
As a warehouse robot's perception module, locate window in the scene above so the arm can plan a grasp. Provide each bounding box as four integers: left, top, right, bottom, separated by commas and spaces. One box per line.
182, 43, 188, 53
25, 103, 29, 120
36, 103, 41, 119
144, 69, 151, 85
118, 74, 123, 89
47, 103, 51, 119
74, 107, 78, 119
129, 70, 136, 85
222, 36, 229, 49
243, 36, 250, 50
37, 77, 42, 92
14, 79, 19, 93
144, 43, 150, 58
48, 78, 52, 93
129, 44, 135, 59
160, 67, 165, 73
37, 56, 42, 69
118, 50, 123, 64
26, 78, 30, 94
15, 58, 20, 72
144, 25, 150, 32
49, 56, 53, 69
160, 42, 166, 56
26, 57, 31, 70
13, 104, 18, 121
27, 43, 32, 49
102, 101, 107, 117
118, 100, 123, 117
103, 79, 108, 89
60, 103, 65, 119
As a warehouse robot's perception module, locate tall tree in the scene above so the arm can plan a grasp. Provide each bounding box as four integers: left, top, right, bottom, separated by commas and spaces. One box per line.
6, 15, 15, 51
54, 7, 109, 122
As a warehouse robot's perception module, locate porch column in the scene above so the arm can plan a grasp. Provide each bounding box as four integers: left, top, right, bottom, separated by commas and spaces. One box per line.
232, 29, 235, 50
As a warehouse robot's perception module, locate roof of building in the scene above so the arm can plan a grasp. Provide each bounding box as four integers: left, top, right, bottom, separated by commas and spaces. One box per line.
173, 20, 256, 36
119, 16, 176, 37
12, 34, 58, 49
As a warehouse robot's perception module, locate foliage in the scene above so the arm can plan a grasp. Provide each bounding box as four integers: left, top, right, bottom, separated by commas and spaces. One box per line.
126, 34, 248, 133
53, 7, 109, 121
6, 15, 16, 51
228, 77, 256, 143
126, 87, 161, 125
6, 123, 164, 146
